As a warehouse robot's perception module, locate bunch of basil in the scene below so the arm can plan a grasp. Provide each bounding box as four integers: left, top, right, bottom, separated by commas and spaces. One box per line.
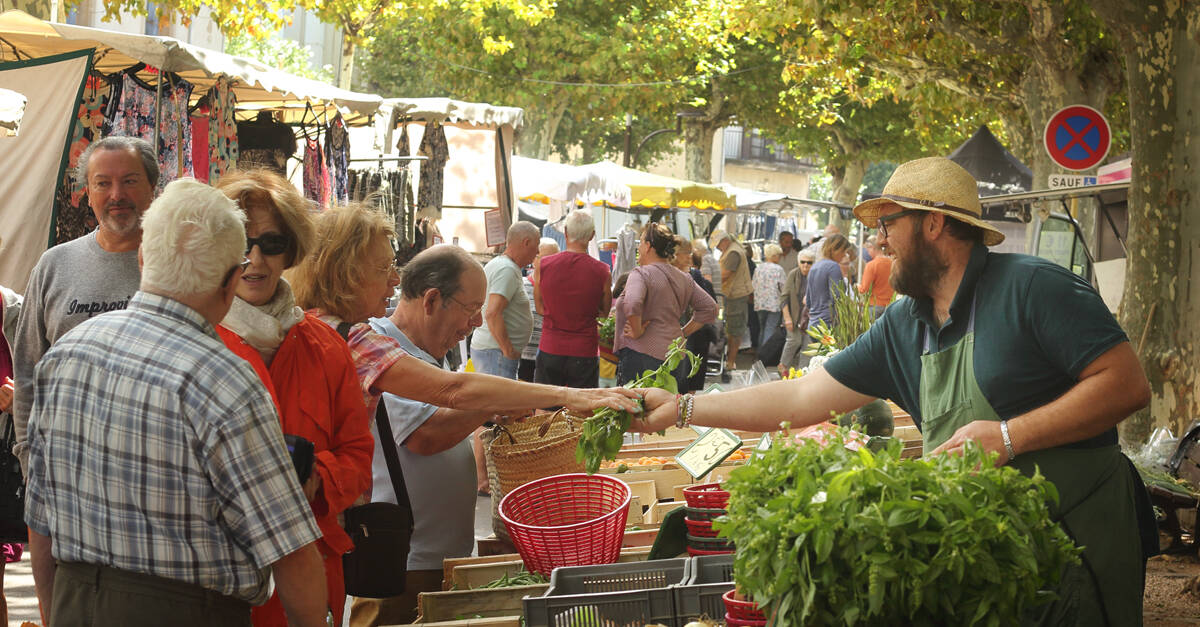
715, 430, 1080, 626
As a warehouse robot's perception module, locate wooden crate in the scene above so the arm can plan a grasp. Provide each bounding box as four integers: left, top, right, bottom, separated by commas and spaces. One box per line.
400, 617, 524, 627
445, 549, 653, 590
618, 479, 657, 510
643, 500, 684, 525
417, 583, 549, 622
598, 467, 697, 496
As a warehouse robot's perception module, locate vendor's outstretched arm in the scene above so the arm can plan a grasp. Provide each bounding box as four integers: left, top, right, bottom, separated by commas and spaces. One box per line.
635, 368, 874, 433
931, 341, 1149, 464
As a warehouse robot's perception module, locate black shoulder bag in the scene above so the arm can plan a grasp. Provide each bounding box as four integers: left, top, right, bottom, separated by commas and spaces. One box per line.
0, 412, 26, 543
336, 322, 415, 599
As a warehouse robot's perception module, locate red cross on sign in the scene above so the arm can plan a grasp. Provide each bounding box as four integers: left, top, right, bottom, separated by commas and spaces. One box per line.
1044, 105, 1111, 172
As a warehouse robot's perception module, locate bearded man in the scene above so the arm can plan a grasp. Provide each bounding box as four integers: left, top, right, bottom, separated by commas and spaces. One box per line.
634, 157, 1157, 626
12, 136, 155, 474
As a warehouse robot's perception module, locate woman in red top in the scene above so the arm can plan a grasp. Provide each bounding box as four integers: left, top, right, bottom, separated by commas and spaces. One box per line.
216, 170, 372, 627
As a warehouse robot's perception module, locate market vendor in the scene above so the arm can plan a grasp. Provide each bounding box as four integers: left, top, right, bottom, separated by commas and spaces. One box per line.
636, 157, 1157, 626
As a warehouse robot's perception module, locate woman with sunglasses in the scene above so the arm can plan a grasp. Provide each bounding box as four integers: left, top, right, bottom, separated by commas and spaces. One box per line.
215, 170, 372, 627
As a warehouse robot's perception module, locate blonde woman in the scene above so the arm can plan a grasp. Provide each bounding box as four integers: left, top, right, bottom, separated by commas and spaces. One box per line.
752, 243, 786, 346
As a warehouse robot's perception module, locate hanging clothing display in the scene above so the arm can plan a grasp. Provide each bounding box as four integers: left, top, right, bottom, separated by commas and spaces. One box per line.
206, 77, 238, 184
303, 136, 330, 206
541, 221, 566, 251
190, 110, 210, 183
416, 119, 449, 219
325, 114, 350, 205
104, 69, 194, 192
54, 72, 112, 246
611, 224, 638, 287
395, 122, 416, 215
237, 111, 296, 176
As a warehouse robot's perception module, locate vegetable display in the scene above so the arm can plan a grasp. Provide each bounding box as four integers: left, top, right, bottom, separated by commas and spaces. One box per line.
575, 337, 699, 474
476, 570, 549, 588
597, 315, 616, 346
716, 428, 1081, 626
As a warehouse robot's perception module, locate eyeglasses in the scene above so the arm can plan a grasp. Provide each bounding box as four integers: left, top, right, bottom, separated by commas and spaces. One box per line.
447, 294, 483, 318
799, 260, 813, 265
246, 233, 290, 256
877, 209, 925, 239
374, 262, 400, 277
223, 257, 252, 285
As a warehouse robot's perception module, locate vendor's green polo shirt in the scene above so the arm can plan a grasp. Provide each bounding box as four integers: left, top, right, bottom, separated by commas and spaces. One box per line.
825, 243, 1127, 442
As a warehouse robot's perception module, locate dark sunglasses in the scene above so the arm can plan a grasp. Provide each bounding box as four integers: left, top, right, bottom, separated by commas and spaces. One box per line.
799, 260, 814, 265
246, 233, 290, 256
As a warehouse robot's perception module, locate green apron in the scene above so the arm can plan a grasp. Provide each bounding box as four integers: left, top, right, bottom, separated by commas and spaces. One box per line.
919, 297, 1146, 626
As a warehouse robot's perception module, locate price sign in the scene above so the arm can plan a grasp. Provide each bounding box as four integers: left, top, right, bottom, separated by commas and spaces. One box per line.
754, 433, 773, 460
675, 428, 743, 479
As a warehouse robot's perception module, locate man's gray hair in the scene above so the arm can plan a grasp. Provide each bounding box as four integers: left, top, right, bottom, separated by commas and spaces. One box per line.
75, 136, 159, 188
507, 220, 540, 244
399, 244, 481, 301
563, 210, 595, 242
140, 179, 246, 297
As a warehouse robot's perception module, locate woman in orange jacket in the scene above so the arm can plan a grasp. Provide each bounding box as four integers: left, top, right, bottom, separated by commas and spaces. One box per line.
216, 170, 371, 627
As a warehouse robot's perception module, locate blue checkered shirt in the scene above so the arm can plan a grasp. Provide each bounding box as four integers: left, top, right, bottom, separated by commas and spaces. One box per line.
24, 292, 320, 603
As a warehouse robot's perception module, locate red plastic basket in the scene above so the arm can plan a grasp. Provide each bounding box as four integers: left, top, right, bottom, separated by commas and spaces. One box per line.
499, 473, 630, 575
683, 483, 730, 509
725, 613, 768, 627
684, 517, 720, 538
723, 589, 767, 621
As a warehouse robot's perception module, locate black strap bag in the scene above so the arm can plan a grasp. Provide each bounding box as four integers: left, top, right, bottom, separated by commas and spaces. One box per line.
0, 412, 27, 544
337, 322, 414, 599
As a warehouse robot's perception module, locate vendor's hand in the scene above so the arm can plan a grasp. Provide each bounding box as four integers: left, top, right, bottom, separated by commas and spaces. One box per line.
501, 345, 520, 361
564, 387, 644, 414
302, 473, 323, 502
0, 377, 12, 413
783, 320, 794, 331
929, 420, 1010, 466
630, 388, 678, 433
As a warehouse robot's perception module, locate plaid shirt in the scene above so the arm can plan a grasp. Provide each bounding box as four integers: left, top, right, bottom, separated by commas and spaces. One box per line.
25, 292, 320, 604
310, 310, 409, 415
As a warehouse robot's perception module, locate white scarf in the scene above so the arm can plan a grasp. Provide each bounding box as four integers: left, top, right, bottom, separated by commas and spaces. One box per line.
221, 278, 305, 366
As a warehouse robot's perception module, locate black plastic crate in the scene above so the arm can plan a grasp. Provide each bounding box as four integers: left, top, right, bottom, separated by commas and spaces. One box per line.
673, 553, 735, 621
523, 558, 689, 627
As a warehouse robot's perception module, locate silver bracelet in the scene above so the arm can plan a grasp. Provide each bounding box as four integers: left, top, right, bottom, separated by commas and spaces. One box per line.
1000, 419, 1016, 461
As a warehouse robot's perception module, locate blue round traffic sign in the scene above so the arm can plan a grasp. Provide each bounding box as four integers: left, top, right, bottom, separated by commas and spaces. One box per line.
1043, 105, 1111, 172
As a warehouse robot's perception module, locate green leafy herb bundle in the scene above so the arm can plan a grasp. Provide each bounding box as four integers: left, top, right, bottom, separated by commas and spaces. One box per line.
716, 429, 1080, 626
476, 569, 549, 588
597, 315, 616, 346
575, 337, 700, 473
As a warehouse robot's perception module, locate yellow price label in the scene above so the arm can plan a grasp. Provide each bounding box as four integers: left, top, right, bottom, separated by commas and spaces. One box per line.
675, 428, 743, 479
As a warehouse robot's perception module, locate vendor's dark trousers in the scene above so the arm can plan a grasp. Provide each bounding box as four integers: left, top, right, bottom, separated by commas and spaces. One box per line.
617, 348, 663, 386
349, 569, 443, 627
535, 351, 599, 388
681, 325, 717, 392
53, 560, 251, 627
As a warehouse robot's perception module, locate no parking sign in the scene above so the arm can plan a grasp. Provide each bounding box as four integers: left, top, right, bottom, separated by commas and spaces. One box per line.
1044, 105, 1111, 171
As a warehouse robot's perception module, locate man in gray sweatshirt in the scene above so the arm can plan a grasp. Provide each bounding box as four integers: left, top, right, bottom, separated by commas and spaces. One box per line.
12, 136, 156, 473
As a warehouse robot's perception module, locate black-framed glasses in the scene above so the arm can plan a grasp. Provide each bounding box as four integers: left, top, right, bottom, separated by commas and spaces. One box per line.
246, 233, 290, 256
877, 209, 925, 239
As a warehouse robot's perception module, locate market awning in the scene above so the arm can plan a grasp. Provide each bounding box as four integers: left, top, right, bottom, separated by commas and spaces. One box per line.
582, 161, 736, 211
512, 156, 631, 208
0, 10, 382, 124
718, 183, 788, 211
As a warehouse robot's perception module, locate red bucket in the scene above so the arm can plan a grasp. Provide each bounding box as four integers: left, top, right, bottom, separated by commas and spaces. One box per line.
723, 589, 767, 621
499, 473, 630, 575
683, 483, 730, 509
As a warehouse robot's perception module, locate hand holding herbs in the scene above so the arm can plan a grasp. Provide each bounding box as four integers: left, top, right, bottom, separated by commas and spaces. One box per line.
575, 338, 700, 473
597, 315, 616, 345
717, 429, 1080, 626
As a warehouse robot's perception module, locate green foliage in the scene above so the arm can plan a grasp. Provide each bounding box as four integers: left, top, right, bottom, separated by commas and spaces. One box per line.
596, 315, 616, 347
717, 430, 1081, 626
860, 161, 897, 196
476, 569, 549, 588
575, 338, 699, 473
225, 34, 334, 83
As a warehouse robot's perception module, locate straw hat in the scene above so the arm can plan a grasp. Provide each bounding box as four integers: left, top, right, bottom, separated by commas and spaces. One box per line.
852, 157, 1005, 246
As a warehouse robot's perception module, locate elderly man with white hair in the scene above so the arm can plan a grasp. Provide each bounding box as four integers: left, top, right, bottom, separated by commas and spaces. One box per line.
533, 210, 611, 388
24, 180, 328, 627
471, 221, 540, 379
709, 228, 753, 377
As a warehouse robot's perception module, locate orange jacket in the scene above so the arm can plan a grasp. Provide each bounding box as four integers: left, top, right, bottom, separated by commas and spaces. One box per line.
217, 315, 373, 557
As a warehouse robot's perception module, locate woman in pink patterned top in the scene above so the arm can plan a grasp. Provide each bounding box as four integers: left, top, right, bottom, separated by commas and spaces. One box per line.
614, 223, 717, 385
288, 205, 643, 417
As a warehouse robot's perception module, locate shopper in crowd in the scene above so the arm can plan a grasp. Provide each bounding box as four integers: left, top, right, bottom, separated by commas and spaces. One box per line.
858, 236, 894, 319
11, 136, 154, 475
693, 237, 721, 303
25, 179, 328, 627
471, 221, 539, 379
682, 249, 718, 391
840, 244, 859, 285
518, 238, 559, 382
614, 224, 716, 385
534, 210, 611, 388
778, 231, 799, 276
213, 170, 371, 627
288, 205, 641, 420
805, 233, 853, 328
753, 243, 787, 347
709, 228, 753, 377
779, 249, 815, 376
351, 245, 505, 626
0, 252, 19, 627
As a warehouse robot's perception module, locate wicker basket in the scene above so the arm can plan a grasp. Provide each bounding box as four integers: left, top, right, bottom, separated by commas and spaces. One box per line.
486, 410, 587, 544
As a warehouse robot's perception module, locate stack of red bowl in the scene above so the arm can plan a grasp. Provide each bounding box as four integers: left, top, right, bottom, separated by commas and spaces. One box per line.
682, 483, 734, 556
722, 589, 767, 626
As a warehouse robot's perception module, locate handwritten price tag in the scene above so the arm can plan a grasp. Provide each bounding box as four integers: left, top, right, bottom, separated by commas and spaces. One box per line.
675, 428, 743, 479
